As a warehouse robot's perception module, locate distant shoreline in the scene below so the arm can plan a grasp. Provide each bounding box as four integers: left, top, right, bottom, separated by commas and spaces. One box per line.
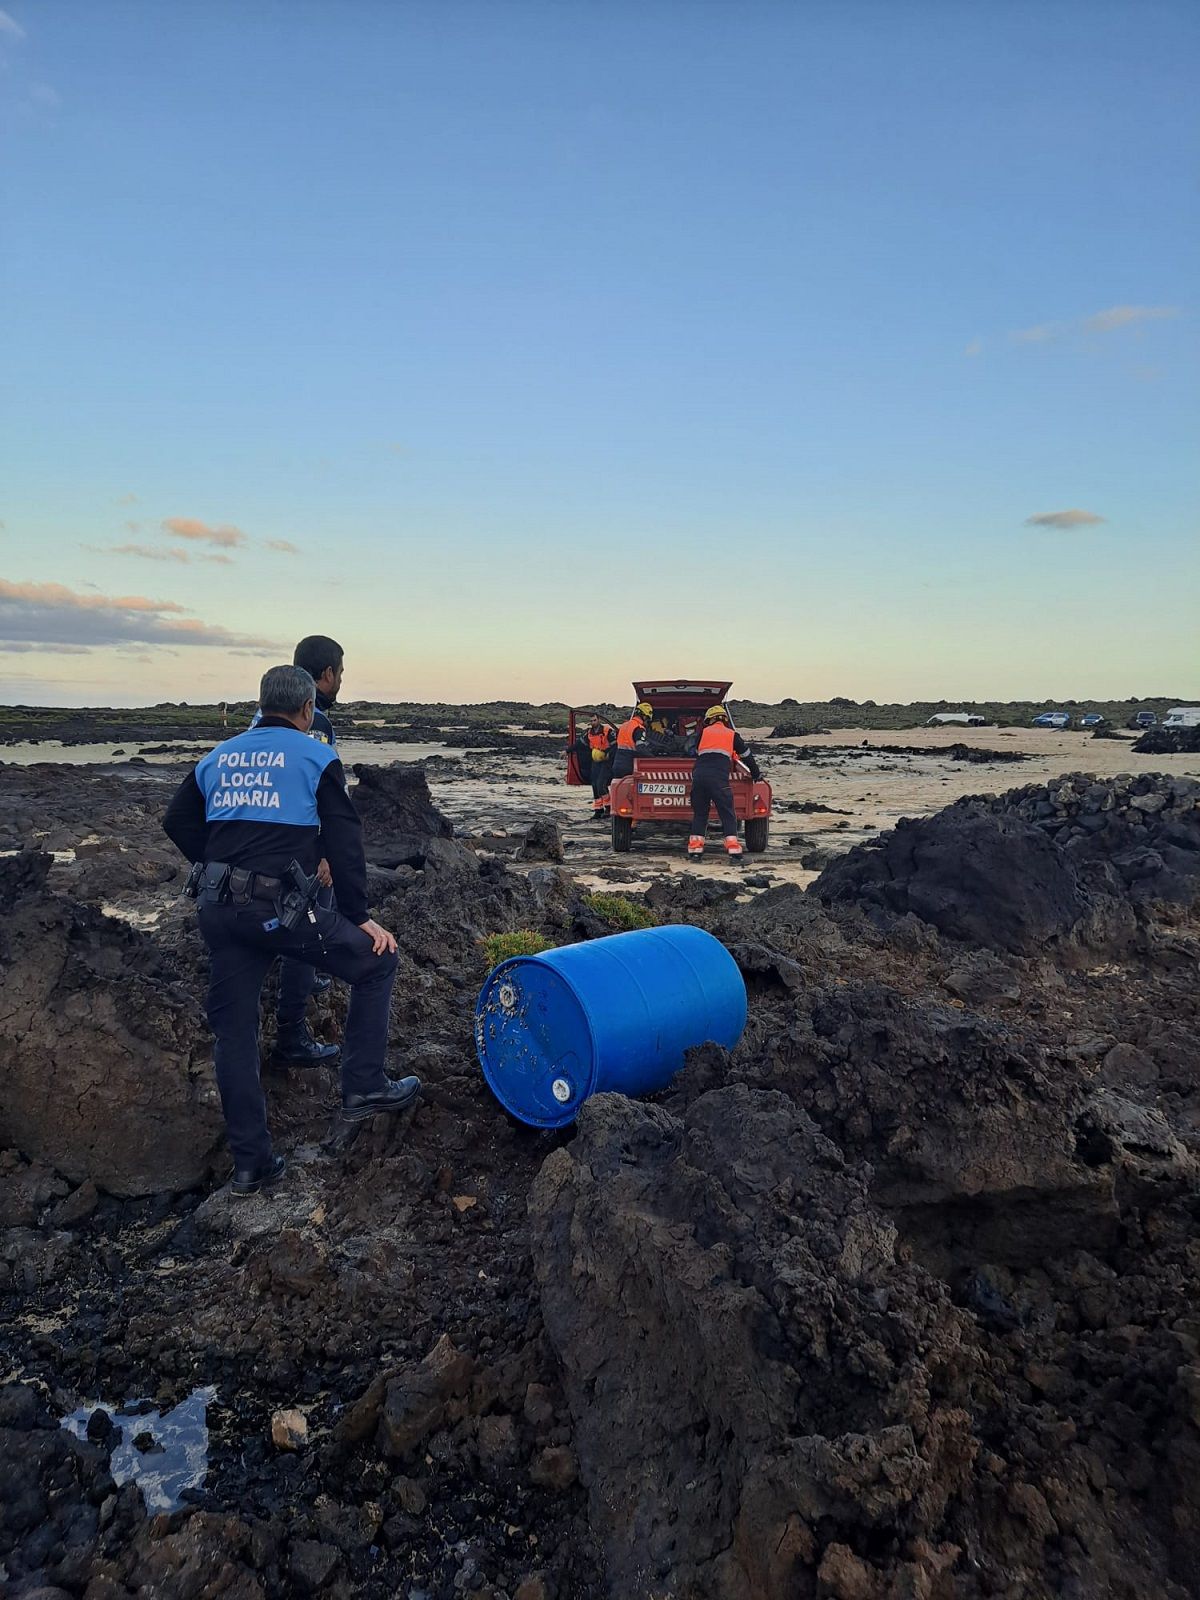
0, 694, 1194, 747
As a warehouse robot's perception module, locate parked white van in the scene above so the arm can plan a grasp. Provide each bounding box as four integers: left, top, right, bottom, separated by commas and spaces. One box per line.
1163, 707, 1200, 729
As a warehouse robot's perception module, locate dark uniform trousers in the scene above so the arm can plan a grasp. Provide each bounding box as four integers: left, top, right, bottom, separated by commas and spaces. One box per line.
690, 754, 738, 836
198, 897, 398, 1169
276, 882, 335, 1026
262, 700, 338, 1030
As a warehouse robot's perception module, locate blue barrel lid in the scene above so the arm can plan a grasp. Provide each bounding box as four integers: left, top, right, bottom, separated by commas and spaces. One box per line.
475, 958, 599, 1128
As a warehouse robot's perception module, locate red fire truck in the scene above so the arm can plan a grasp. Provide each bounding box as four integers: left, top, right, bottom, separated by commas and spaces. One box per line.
565, 679, 772, 853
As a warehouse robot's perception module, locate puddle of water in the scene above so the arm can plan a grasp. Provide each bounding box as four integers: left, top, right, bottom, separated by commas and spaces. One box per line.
62, 1385, 216, 1511
0, 742, 167, 766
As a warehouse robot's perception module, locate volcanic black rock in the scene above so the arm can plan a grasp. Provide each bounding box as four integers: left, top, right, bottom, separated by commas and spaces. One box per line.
0, 852, 222, 1195
812, 776, 1200, 955
1134, 725, 1200, 755
530, 1087, 977, 1599
351, 761, 460, 871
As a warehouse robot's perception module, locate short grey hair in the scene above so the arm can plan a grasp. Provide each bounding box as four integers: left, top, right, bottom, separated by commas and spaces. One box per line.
259, 664, 316, 715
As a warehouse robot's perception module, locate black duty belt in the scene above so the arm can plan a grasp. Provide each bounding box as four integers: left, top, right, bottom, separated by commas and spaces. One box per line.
186, 857, 322, 932
195, 861, 284, 904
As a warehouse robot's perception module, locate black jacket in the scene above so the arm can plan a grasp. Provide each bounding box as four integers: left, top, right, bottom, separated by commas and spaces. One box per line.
162, 715, 369, 923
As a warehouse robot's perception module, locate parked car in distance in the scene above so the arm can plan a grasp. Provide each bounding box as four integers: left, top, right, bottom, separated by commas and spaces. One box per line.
1127, 711, 1158, 730
1032, 711, 1072, 729
1163, 707, 1200, 728
925, 712, 988, 727
1080, 714, 1106, 728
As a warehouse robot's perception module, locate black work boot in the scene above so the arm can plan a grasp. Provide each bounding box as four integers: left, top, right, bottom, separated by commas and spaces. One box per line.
230, 1154, 287, 1198
312, 973, 333, 995
271, 1023, 340, 1068
341, 1076, 421, 1123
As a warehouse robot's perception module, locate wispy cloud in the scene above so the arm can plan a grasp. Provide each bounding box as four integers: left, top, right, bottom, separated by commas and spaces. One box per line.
1009, 305, 1180, 347
1025, 508, 1106, 530
1011, 321, 1062, 345
29, 82, 60, 109
0, 642, 92, 655
115, 492, 140, 506
87, 542, 190, 564
0, 10, 26, 39
265, 538, 298, 554
1083, 304, 1179, 334
162, 515, 248, 549
0, 579, 280, 651
963, 338, 982, 358
87, 540, 236, 567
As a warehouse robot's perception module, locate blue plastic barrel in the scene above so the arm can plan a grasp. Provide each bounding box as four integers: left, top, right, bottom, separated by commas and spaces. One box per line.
474, 925, 747, 1127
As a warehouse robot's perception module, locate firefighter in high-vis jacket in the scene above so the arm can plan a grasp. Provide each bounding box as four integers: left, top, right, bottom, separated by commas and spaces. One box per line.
685, 705, 759, 859
611, 701, 653, 783
576, 712, 616, 818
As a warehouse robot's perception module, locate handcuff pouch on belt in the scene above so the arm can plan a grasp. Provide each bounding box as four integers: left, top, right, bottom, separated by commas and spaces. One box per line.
184, 861, 233, 901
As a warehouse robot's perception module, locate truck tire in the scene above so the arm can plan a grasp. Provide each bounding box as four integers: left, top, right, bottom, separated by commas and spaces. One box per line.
744, 817, 769, 854
612, 816, 632, 853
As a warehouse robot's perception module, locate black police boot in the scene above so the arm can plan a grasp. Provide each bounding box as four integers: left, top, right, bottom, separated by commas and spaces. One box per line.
230, 1154, 287, 1198
271, 1023, 340, 1069
312, 973, 332, 995
341, 1075, 421, 1123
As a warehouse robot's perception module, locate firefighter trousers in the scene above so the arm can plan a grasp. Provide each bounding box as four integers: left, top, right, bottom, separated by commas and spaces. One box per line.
690, 755, 737, 837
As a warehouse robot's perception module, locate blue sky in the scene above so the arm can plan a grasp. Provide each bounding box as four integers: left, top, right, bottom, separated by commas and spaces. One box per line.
1, 0, 1196, 706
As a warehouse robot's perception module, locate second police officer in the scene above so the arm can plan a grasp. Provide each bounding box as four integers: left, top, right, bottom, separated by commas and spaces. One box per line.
250, 634, 347, 1068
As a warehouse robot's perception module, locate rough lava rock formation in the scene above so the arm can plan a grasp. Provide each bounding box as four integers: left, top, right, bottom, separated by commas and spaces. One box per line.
0, 852, 222, 1196
1, 768, 1199, 1597
531, 1086, 977, 1600
811, 772, 1200, 955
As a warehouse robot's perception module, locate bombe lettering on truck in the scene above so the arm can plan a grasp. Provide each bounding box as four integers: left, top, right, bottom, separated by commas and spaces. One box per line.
209, 747, 288, 810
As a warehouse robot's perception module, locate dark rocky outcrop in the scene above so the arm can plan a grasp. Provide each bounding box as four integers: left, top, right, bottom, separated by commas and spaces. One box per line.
813, 807, 1100, 954
1134, 725, 1200, 755
767, 722, 831, 738
0, 853, 222, 1196
530, 1088, 977, 1599
351, 761, 460, 871
812, 774, 1199, 955
532, 1074, 1200, 1599
518, 818, 565, 864
0, 1382, 147, 1592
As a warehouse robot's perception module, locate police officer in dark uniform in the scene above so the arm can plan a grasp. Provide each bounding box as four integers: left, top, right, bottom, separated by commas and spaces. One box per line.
249, 635, 345, 1068
164, 664, 419, 1196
